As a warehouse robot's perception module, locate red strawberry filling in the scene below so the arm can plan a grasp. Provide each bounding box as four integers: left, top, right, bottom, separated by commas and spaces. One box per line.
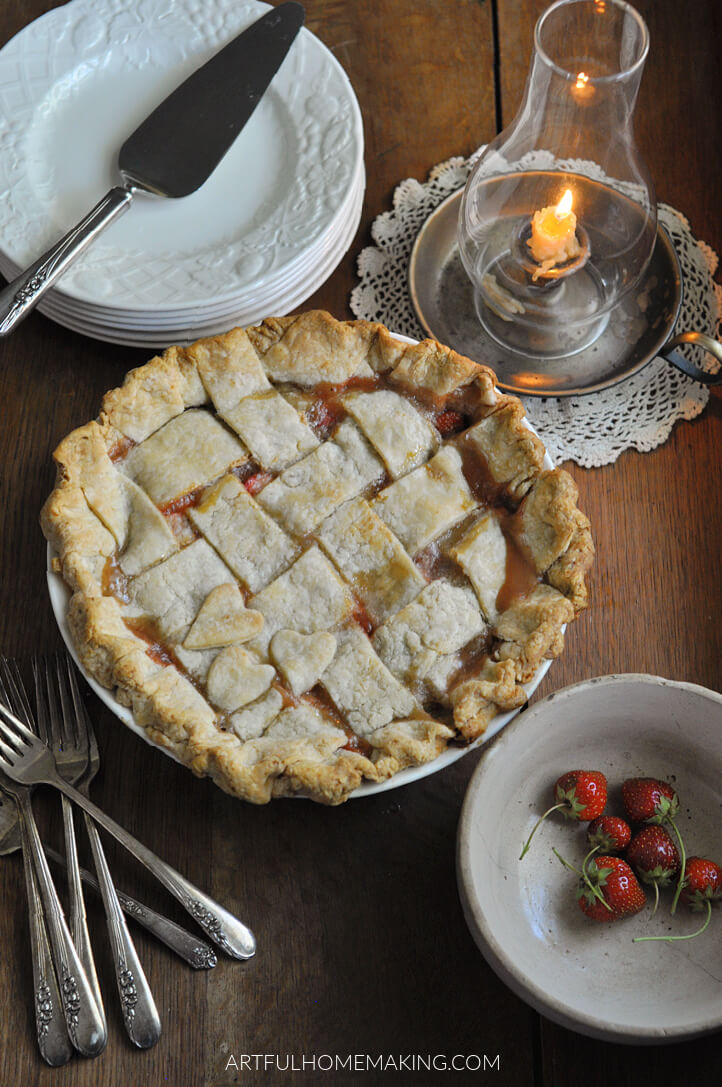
434, 409, 466, 436
244, 470, 275, 496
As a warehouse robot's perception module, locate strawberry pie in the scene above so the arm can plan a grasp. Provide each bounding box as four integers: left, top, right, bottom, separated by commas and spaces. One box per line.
42, 311, 593, 804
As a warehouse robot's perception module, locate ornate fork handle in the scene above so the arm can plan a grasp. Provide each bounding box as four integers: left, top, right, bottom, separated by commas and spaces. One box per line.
45, 845, 217, 969
61, 796, 105, 1038
54, 781, 256, 960
16, 792, 107, 1056
84, 813, 161, 1049
113, 889, 218, 970
17, 820, 73, 1066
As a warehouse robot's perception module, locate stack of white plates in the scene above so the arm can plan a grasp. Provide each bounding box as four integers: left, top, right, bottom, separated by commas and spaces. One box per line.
0, 0, 365, 347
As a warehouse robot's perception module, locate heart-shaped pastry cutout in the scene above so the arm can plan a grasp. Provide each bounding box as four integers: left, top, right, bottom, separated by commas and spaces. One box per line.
206, 646, 275, 712
269, 629, 337, 696
183, 583, 264, 650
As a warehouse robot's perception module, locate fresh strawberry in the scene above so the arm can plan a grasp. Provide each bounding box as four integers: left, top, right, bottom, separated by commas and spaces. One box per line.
621, 777, 678, 824
552, 847, 608, 910
553, 770, 607, 820
586, 815, 631, 854
578, 856, 646, 922
626, 826, 681, 915
680, 857, 722, 911
621, 777, 686, 912
434, 409, 466, 436
519, 770, 607, 859
633, 857, 722, 944
582, 816, 633, 903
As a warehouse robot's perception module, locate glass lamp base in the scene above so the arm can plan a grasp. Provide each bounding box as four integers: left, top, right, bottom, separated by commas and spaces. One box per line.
474, 263, 610, 359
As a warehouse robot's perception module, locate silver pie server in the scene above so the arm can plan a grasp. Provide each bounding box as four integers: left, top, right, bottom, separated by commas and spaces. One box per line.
0, 2, 305, 335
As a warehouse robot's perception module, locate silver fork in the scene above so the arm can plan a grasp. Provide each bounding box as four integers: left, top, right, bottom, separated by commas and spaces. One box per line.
37, 655, 162, 1050
0, 789, 72, 1066
44, 846, 219, 970
0, 659, 105, 1059
62, 670, 217, 970
0, 694, 256, 960
0, 668, 218, 970
32, 656, 105, 1041
0, 660, 72, 1067
59, 661, 217, 970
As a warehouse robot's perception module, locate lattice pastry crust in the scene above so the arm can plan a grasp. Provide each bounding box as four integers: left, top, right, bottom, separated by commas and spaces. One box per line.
41, 311, 593, 804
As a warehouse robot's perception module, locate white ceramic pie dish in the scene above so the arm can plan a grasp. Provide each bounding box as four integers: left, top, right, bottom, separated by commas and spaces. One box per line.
457, 673, 722, 1043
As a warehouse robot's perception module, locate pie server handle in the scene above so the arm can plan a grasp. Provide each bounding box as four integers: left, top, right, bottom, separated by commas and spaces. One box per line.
0, 186, 133, 336
659, 330, 722, 385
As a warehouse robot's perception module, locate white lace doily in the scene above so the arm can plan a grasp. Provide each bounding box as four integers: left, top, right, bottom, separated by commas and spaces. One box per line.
350, 156, 722, 467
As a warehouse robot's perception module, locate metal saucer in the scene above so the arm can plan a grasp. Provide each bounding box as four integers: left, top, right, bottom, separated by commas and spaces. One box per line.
408, 188, 722, 397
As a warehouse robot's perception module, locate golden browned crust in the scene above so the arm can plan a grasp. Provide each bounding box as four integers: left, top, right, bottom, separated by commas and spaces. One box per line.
547, 507, 594, 611
368, 718, 456, 778
463, 395, 546, 500
100, 351, 190, 442
494, 584, 576, 682
450, 659, 528, 742
40, 481, 115, 595
42, 311, 593, 804
67, 594, 152, 688
389, 337, 498, 405
515, 469, 583, 572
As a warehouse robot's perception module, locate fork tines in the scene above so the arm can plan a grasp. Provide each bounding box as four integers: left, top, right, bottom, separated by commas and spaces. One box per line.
33, 654, 80, 752
0, 690, 37, 760
0, 657, 34, 725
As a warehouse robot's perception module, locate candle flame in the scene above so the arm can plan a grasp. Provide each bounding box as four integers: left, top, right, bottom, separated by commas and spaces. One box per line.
554, 189, 574, 218
575, 71, 589, 90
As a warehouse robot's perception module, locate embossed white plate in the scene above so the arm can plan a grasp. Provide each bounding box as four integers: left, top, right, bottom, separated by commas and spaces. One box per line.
0, 155, 363, 326
0, 0, 364, 312
0, 156, 366, 327
0, 164, 365, 346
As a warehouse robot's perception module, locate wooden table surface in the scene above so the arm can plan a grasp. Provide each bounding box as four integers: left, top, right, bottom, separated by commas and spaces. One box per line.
0, 0, 719, 1084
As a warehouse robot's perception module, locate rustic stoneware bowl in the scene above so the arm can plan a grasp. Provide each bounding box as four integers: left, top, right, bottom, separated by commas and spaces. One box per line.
457, 673, 722, 1043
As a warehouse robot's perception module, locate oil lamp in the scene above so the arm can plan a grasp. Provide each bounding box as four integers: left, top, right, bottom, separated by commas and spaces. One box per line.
457, 0, 657, 359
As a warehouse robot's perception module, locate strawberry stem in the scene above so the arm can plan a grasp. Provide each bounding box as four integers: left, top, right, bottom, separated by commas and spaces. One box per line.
552, 846, 579, 874
552, 847, 612, 910
633, 900, 711, 943
667, 818, 687, 915
651, 881, 660, 917
579, 845, 614, 909
519, 802, 566, 860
